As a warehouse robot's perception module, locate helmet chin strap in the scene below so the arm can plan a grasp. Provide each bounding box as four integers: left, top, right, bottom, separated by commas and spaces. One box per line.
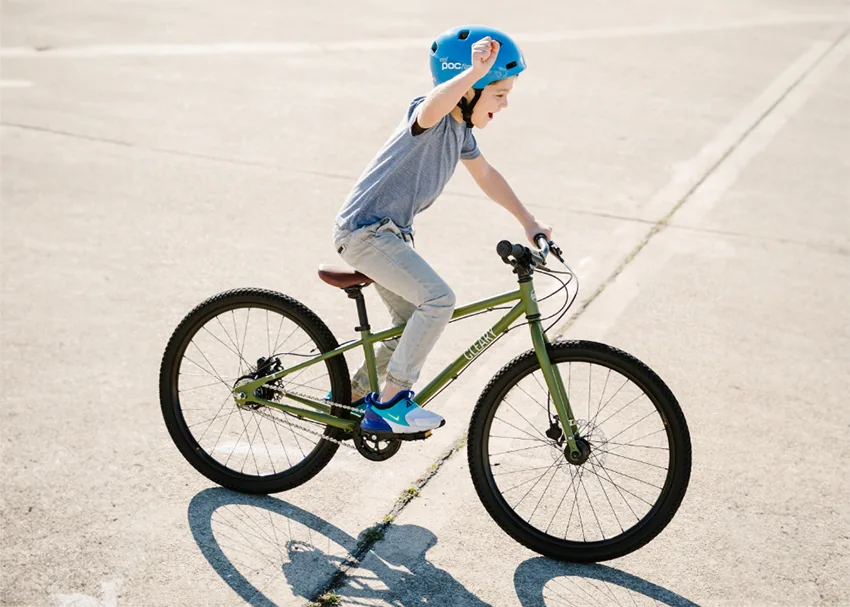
457, 89, 483, 128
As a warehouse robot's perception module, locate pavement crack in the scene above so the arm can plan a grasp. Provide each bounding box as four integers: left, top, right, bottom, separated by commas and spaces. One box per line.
306, 432, 468, 606
1, 121, 356, 181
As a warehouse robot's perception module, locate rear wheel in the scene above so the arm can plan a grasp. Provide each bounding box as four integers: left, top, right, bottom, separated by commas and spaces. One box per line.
159, 288, 352, 494
468, 340, 691, 562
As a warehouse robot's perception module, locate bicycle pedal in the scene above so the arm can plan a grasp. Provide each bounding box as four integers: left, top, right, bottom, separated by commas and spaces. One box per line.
361, 429, 435, 442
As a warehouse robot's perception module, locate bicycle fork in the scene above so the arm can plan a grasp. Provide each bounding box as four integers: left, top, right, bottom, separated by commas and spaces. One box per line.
519, 279, 583, 461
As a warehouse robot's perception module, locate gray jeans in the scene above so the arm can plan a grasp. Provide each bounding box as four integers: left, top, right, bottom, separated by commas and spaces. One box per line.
333, 218, 456, 393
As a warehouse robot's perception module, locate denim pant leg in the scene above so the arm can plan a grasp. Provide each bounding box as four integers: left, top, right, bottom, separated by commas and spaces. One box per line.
350, 283, 417, 395
336, 220, 456, 391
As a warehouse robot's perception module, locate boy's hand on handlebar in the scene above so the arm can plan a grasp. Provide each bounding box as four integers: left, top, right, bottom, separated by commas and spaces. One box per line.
523, 219, 552, 247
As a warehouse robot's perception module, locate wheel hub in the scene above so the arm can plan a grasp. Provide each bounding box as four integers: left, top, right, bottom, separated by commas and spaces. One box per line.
233, 356, 283, 408
565, 436, 591, 466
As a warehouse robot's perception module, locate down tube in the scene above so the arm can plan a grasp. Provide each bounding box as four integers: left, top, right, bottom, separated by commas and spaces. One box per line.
416, 301, 525, 407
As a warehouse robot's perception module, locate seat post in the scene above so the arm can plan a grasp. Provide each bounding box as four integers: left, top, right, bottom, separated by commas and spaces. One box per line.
343, 286, 380, 393
344, 286, 370, 331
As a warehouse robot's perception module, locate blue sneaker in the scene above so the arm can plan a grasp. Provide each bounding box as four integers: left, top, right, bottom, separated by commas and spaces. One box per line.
360, 391, 445, 435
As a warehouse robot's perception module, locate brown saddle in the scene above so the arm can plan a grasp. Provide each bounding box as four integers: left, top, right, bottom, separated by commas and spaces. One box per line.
317, 264, 374, 289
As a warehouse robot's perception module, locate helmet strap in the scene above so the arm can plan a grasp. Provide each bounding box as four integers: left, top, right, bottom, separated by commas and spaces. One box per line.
457, 89, 483, 128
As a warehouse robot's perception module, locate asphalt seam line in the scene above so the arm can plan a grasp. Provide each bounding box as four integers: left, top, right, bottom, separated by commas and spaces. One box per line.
1, 121, 358, 182
553, 28, 849, 338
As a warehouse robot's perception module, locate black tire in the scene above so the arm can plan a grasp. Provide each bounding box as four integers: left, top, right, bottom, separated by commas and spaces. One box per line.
468, 340, 691, 562
159, 288, 352, 494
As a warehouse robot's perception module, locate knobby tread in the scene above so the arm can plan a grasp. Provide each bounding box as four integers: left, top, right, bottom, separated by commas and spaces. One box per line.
159, 288, 351, 494
467, 340, 691, 562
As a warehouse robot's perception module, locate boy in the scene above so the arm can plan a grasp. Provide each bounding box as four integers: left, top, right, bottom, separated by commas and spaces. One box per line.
333, 25, 552, 436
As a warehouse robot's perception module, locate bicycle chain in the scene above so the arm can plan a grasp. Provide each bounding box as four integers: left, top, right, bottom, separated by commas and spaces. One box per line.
245, 385, 360, 450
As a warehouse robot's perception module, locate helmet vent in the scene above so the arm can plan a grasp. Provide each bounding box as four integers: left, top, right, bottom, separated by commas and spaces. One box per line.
431, 41, 438, 53
505, 60, 517, 69
458, 30, 470, 40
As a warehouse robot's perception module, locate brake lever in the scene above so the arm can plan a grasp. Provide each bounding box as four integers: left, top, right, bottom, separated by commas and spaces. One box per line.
549, 242, 565, 264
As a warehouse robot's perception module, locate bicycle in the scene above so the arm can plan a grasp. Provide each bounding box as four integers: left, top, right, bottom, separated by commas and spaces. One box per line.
159, 235, 692, 562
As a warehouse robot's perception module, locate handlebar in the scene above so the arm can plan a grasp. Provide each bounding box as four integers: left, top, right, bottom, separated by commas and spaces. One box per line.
497, 233, 563, 267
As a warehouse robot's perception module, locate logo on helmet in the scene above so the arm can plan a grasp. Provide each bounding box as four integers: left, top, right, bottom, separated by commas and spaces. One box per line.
442, 62, 470, 70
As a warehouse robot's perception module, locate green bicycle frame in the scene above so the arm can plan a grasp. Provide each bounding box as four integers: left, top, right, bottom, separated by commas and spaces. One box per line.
233, 276, 583, 454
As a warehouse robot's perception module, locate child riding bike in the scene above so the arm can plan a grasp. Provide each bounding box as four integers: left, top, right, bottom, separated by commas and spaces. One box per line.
332, 25, 552, 436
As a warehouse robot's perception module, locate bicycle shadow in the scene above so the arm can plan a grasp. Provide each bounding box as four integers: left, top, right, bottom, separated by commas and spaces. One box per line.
187, 487, 489, 606
514, 557, 699, 607
188, 488, 698, 606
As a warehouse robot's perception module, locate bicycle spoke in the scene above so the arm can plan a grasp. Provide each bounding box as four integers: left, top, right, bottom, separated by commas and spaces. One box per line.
564, 465, 587, 541
585, 458, 653, 509
527, 455, 563, 525
589, 376, 629, 429
493, 414, 552, 445
180, 378, 234, 393
510, 458, 563, 509
606, 410, 658, 444
192, 392, 234, 441
580, 468, 606, 540
605, 438, 668, 451
593, 448, 668, 471
501, 459, 562, 496
490, 443, 552, 457
593, 461, 625, 535
596, 391, 647, 428
504, 397, 551, 442
493, 463, 557, 477
544, 466, 579, 534
489, 435, 547, 442
606, 428, 668, 453
515, 378, 549, 416
183, 350, 231, 390
593, 367, 612, 425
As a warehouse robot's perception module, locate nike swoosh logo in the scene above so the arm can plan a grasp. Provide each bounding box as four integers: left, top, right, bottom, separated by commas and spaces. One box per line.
387, 413, 400, 421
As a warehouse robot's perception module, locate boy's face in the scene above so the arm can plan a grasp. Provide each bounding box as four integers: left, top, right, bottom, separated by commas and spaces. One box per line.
468, 76, 516, 128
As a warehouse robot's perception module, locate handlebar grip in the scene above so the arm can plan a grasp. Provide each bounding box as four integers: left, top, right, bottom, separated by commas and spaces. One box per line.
511, 243, 527, 259
497, 240, 513, 258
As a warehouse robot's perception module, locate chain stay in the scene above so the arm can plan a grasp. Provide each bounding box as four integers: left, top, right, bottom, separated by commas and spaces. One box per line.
245, 385, 360, 450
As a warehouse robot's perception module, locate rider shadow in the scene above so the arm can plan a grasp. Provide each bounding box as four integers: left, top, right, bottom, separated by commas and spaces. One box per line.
188, 488, 697, 606
514, 557, 699, 607
187, 487, 489, 606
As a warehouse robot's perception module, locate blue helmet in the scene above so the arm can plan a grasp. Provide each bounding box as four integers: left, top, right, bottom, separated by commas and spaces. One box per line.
429, 25, 527, 89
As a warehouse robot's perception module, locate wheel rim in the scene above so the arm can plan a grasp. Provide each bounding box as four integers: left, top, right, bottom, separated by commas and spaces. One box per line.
170, 302, 337, 479
483, 357, 676, 546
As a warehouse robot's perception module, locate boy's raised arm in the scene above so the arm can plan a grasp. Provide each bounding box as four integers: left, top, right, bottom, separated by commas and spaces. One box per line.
416, 38, 500, 130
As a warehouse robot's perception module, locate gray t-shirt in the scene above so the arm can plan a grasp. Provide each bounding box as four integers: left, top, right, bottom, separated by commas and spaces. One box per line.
335, 96, 481, 234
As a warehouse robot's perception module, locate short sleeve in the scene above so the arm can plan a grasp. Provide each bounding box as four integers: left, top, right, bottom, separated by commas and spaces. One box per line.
407, 96, 429, 137
461, 128, 480, 160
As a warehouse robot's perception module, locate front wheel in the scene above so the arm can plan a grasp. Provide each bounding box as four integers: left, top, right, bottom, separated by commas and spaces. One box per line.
468, 340, 691, 562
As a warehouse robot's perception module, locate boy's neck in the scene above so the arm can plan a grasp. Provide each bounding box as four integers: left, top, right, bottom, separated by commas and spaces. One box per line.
449, 107, 464, 124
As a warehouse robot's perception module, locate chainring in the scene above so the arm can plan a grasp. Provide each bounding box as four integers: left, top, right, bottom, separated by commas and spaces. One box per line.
352, 426, 402, 462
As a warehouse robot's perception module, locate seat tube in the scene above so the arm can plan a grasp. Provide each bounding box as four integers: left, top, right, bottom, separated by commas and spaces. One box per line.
520, 278, 581, 452
347, 286, 381, 393
361, 330, 380, 393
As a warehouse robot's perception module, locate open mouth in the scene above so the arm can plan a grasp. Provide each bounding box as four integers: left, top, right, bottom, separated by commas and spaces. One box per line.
488, 112, 494, 119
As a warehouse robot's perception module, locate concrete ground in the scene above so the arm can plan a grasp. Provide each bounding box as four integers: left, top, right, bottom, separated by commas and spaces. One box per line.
2, 1, 848, 605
